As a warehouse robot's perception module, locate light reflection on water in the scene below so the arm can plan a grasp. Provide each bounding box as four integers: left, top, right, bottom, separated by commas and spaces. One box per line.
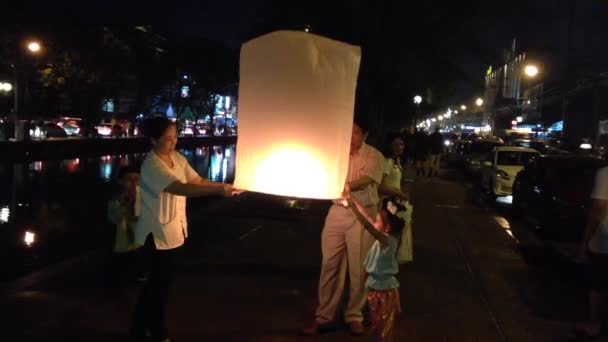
0, 144, 236, 279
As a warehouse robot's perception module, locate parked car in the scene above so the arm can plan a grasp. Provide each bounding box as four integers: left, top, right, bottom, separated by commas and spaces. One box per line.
512, 155, 607, 239
480, 146, 539, 198
43, 122, 68, 138
465, 137, 504, 176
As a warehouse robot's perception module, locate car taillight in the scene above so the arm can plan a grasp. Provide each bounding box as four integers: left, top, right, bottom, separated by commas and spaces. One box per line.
496, 170, 510, 180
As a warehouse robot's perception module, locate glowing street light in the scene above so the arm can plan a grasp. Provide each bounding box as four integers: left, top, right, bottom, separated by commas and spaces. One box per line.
438, 115, 444, 121
524, 65, 539, 77
476, 98, 484, 107
461, 105, 467, 110
413, 95, 422, 104
27, 41, 41, 53
0, 82, 13, 92
24, 231, 36, 247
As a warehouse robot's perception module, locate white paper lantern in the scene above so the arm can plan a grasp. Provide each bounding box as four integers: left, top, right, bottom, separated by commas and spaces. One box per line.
235, 31, 361, 199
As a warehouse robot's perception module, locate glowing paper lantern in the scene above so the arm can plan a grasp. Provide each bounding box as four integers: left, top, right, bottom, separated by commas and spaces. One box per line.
235, 31, 361, 199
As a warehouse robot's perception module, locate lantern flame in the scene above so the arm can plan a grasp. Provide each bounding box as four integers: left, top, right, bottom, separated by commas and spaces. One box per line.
253, 147, 330, 199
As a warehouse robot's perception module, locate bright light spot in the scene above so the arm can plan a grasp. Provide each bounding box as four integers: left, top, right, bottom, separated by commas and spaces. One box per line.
27, 41, 41, 53
454, 110, 458, 114
516, 116, 523, 123
444, 140, 451, 146
438, 115, 444, 121
253, 148, 329, 199
476, 98, 484, 106
431, 118, 437, 122
426, 119, 431, 126
496, 196, 513, 204
0, 82, 12, 91
580, 143, 592, 150
0, 206, 9, 223
413, 95, 422, 104
525, 65, 539, 77
24, 231, 36, 247
461, 105, 466, 110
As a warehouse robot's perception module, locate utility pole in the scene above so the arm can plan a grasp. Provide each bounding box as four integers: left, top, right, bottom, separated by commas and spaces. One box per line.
561, 0, 576, 140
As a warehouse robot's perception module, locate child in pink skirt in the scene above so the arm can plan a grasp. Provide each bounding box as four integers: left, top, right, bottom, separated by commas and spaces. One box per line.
347, 193, 405, 341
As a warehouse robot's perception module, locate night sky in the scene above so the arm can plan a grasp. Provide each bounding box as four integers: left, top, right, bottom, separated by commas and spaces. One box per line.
8, 0, 607, 103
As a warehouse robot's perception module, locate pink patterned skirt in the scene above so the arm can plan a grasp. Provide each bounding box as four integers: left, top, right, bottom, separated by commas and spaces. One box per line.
367, 288, 401, 340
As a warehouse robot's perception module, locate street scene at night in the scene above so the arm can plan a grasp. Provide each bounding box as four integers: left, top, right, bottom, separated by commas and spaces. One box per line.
2, 1, 608, 341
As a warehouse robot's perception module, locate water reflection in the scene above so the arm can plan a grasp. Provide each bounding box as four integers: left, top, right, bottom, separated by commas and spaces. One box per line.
100, 156, 114, 182
1, 144, 236, 280
207, 145, 236, 183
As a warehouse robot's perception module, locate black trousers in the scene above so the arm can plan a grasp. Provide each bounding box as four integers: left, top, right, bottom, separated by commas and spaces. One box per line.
132, 234, 178, 339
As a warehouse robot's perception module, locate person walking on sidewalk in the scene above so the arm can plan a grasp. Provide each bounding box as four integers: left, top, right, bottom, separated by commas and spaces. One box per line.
302, 116, 384, 336
575, 166, 608, 339
412, 129, 429, 177
347, 193, 405, 341
428, 126, 443, 177
131, 116, 239, 342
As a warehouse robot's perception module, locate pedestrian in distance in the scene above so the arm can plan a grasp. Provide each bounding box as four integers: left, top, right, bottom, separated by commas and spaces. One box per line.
412, 129, 429, 178
428, 126, 444, 178
347, 191, 405, 342
130, 116, 240, 342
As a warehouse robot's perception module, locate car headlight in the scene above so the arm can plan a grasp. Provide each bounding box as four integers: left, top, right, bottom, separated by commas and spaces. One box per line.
496, 170, 510, 180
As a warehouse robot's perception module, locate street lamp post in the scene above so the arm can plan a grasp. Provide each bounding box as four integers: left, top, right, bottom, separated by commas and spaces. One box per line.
413, 95, 422, 130
524, 64, 543, 137
12, 40, 43, 141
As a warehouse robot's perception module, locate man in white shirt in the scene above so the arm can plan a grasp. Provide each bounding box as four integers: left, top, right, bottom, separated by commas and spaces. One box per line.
303, 117, 384, 336
576, 166, 608, 338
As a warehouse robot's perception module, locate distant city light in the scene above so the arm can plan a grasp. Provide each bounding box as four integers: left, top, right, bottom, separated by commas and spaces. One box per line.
413, 95, 422, 104
431, 118, 437, 122
525, 65, 539, 77
438, 115, 444, 121
24, 231, 36, 247
580, 143, 592, 150
516, 116, 523, 123
461, 105, 466, 110
0, 82, 12, 91
0, 206, 9, 223
27, 41, 41, 53
476, 98, 484, 106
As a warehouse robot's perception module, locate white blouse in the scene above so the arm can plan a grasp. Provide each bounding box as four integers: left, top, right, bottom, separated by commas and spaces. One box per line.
135, 151, 200, 250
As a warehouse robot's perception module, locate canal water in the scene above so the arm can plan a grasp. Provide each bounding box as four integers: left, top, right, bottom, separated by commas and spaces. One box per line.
0, 144, 236, 281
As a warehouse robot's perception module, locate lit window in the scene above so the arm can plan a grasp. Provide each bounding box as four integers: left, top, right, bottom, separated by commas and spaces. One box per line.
102, 98, 115, 112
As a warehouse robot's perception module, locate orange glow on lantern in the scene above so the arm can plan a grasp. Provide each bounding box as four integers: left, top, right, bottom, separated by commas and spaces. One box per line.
235, 31, 361, 199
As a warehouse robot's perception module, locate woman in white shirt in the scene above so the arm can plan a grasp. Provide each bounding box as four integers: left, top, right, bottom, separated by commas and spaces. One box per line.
131, 116, 237, 342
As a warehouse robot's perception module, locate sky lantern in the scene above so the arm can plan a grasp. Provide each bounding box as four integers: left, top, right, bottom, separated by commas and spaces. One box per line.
234, 31, 361, 199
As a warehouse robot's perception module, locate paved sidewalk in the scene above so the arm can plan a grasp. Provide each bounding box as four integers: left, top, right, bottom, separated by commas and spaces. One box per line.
0, 168, 594, 341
